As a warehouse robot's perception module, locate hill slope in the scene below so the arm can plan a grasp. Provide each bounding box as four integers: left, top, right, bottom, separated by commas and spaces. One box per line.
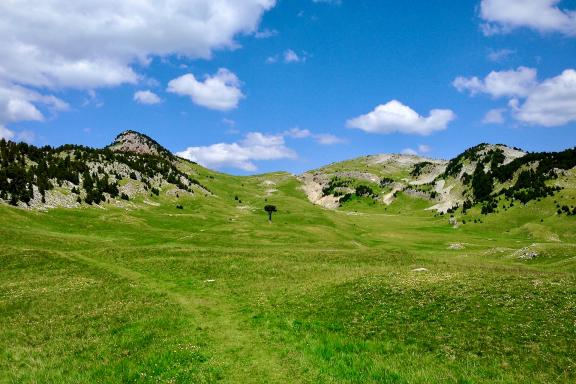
301, 143, 576, 218
1, 132, 575, 222
1, 132, 576, 383
0, 133, 206, 209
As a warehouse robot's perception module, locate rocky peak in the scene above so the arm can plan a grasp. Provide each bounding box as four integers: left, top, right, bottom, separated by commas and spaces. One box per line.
108, 130, 173, 158
469, 144, 526, 165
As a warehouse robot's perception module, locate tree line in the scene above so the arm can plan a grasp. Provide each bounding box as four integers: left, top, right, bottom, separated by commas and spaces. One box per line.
0, 139, 206, 206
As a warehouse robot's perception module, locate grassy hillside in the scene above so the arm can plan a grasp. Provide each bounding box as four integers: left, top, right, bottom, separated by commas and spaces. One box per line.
1, 164, 575, 383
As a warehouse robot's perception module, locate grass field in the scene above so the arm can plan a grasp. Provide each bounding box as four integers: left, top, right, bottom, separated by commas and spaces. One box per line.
1, 170, 575, 383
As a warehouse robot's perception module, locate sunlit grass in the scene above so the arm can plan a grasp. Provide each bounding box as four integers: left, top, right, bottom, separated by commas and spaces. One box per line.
1, 170, 575, 382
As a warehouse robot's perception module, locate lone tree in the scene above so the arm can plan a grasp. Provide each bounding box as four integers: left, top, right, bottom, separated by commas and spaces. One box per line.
264, 204, 277, 223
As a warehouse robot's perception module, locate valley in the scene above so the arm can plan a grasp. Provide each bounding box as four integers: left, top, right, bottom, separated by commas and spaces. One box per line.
0, 132, 575, 382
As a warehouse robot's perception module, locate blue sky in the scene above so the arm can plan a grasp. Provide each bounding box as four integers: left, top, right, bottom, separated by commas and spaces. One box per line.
0, 0, 575, 174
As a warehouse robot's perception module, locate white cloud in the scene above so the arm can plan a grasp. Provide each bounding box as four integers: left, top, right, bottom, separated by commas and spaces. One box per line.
453, 67, 537, 98
176, 127, 345, 171
0, 125, 14, 140
0, 1, 275, 90
284, 127, 312, 138
0, 1, 274, 133
0, 82, 69, 126
167, 69, 244, 111
254, 29, 278, 39
265, 55, 279, 64
346, 100, 456, 136
483, 108, 506, 124
457, 67, 576, 127
176, 132, 296, 171
0, 83, 68, 143
0, 125, 36, 143
314, 134, 346, 145
480, 0, 576, 36
222, 118, 236, 127
284, 49, 303, 63
402, 145, 432, 156
266, 49, 306, 64
81, 90, 103, 108
0, 126, 36, 143
134, 90, 162, 105
511, 69, 576, 127
283, 127, 344, 145
487, 48, 515, 62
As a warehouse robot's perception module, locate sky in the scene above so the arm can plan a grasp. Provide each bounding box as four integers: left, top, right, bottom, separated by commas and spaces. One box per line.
0, 0, 575, 175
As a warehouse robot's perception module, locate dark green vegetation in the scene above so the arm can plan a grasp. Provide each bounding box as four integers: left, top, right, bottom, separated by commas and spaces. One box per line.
473, 146, 573, 206
264, 204, 277, 221
410, 161, 433, 177
1, 135, 575, 383
432, 144, 576, 216
321, 176, 382, 206
0, 137, 203, 206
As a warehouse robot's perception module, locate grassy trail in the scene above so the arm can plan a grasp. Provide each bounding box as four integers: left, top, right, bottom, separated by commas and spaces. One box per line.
1, 181, 575, 383
58, 249, 299, 383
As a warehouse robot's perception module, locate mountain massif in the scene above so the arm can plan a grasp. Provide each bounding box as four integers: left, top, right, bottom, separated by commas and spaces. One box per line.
1, 131, 575, 220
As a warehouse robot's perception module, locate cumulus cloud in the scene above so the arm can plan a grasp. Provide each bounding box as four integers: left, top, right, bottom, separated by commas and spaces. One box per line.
510, 69, 576, 127
0, 1, 275, 90
0, 92, 59, 142
134, 90, 162, 105
346, 100, 456, 136
480, 0, 576, 36
176, 126, 345, 171
453, 67, 537, 98
167, 69, 244, 111
176, 132, 296, 171
456, 67, 576, 127
0, 82, 69, 132
0, 1, 274, 134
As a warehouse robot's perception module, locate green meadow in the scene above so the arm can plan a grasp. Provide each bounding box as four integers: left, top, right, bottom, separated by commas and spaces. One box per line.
1, 169, 575, 383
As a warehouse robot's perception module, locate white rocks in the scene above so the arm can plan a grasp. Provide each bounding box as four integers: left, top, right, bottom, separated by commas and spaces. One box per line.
514, 245, 540, 260
448, 243, 465, 250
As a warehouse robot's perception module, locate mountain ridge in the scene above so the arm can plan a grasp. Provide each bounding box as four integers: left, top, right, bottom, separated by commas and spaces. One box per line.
1, 131, 575, 218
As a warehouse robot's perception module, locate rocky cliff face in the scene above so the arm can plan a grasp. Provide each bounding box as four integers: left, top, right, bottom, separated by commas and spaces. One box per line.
108, 130, 174, 158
